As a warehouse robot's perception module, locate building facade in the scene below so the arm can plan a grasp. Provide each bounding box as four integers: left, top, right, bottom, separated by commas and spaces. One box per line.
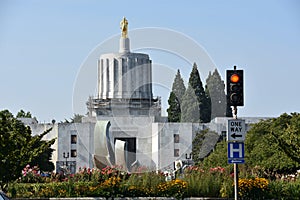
20, 18, 268, 173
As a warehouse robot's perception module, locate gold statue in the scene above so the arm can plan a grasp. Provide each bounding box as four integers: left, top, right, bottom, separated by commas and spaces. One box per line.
120, 17, 128, 38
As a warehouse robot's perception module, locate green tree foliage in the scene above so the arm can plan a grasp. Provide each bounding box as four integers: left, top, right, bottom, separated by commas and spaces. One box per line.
201, 113, 300, 177
181, 63, 211, 123
204, 86, 212, 122
167, 70, 186, 122
269, 113, 300, 164
192, 130, 206, 163
245, 113, 300, 176
0, 110, 55, 186
71, 114, 84, 123
172, 69, 186, 103
16, 110, 32, 118
206, 69, 226, 119
181, 83, 200, 122
202, 140, 228, 168
167, 92, 181, 122
192, 129, 220, 164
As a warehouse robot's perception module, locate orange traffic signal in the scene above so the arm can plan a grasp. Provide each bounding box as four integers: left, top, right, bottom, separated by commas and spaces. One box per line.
226, 69, 244, 106
230, 74, 240, 83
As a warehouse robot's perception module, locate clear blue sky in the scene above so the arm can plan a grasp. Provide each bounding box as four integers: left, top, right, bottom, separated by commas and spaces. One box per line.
0, 0, 299, 122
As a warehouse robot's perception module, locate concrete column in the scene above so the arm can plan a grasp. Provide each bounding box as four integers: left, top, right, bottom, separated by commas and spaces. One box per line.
149, 60, 153, 99
117, 58, 123, 98
126, 58, 131, 99
102, 58, 108, 98
108, 58, 114, 98
142, 59, 148, 98
97, 59, 101, 98
100, 59, 106, 98
122, 58, 127, 98
135, 58, 140, 98
129, 58, 136, 98
113, 58, 118, 98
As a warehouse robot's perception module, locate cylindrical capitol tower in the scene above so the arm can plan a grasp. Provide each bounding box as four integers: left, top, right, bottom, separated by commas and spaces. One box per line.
97, 18, 152, 100
97, 51, 152, 100
88, 17, 160, 117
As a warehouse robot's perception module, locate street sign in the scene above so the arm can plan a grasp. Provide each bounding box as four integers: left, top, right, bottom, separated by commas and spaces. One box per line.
227, 119, 246, 142
228, 142, 245, 164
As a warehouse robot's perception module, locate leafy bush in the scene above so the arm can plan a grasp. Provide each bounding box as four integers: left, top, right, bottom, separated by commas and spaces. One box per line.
238, 177, 269, 199
266, 178, 300, 200
157, 179, 187, 199
120, 171, 165, 197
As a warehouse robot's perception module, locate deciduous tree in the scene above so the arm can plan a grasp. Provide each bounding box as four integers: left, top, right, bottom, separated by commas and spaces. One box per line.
16, 110, 32, 118
245, 113, 300, 176
0, 110, 55, 188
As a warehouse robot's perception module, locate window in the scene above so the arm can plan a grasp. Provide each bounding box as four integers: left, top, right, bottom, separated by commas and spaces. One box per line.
174, 149, 179, 157
174, 134, 179, 143
71, 150, 77, 157
71, 135, 77, 144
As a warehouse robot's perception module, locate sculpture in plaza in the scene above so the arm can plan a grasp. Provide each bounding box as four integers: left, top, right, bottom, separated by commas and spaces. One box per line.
93, 120, 114, 169
93, 120, 136, 171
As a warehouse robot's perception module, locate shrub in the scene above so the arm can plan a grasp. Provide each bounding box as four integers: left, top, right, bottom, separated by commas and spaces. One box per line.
120, 171, 165, 197
266, 178, 300, 199
157, 179, 187, 199
183, 166, 233, 198
238, 177, 269, 199
19, 165, 44, 183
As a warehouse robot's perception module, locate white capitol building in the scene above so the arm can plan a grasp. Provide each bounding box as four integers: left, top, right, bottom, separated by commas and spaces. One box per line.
20, 18, 265, 173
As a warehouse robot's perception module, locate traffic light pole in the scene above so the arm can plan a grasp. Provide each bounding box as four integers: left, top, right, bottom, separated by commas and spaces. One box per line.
232, 105, 239, 200
227, 65, 244, 200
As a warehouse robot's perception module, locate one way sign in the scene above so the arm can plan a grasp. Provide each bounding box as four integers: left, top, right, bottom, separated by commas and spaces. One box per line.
227, 119, 246, 142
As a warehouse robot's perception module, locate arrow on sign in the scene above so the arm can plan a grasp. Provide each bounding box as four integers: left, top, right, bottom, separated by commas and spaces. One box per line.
231, 133, 242, 139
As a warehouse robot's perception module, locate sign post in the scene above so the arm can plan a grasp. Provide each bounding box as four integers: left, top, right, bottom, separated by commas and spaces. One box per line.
228, 107, 244, 200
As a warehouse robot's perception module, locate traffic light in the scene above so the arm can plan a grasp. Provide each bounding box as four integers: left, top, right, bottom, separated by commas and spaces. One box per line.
227, 69, 244, 106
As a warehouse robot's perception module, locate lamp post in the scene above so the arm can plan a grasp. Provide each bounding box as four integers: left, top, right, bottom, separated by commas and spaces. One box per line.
63, 152, 69, 168
185, 153, 192, 166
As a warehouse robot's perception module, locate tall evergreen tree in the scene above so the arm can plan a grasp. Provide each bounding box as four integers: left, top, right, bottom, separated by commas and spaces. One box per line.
167, 69, 186, 122
204, 85, 212, 122
195, 64, 211, 123
206, 69, 227, 120
172, 69, 186, 103
181, 83, 200, 122
181, 63, 211, 123
167, 92, 181, 122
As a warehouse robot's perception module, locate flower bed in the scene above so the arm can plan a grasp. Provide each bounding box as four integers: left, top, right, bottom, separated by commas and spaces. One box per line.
6, 165, 300, 199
